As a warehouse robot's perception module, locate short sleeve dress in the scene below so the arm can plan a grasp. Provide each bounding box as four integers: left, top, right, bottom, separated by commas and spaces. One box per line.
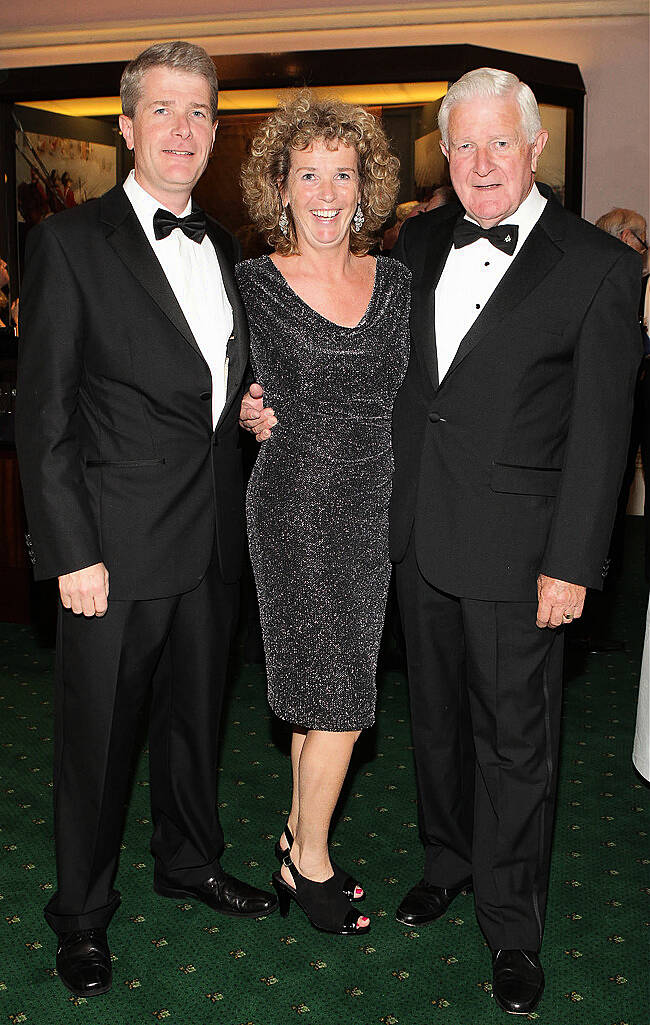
236, 255, 410, 731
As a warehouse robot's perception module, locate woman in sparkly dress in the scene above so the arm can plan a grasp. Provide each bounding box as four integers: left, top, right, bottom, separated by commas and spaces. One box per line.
236, 92, 409, 934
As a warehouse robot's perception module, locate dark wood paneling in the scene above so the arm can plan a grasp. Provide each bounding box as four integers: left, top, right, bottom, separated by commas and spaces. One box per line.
0, 44, 585, 100
0, 446, 31, 623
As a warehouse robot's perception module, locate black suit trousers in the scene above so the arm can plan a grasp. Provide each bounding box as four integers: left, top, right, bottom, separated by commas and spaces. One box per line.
396, 536, 564, 950
44, 553, 239, 935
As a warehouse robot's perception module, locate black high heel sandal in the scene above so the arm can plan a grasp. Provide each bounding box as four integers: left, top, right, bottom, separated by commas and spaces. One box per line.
272, 852, 370, 936
274, 822, 365, 902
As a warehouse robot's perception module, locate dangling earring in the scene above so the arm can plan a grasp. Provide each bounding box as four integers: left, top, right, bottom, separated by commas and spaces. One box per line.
352, 204, 365, 232
279, 206, 289, 237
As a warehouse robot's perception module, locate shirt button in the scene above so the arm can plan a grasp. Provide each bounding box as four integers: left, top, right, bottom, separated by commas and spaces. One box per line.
475, 303, 481, 309
484, 261, 490, 266
428, 412, 441, 423
200, 391, 211, 401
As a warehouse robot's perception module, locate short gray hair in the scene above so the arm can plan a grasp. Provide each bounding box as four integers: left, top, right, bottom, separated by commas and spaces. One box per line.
438, 67, 542, 147
120, 41, 219, 122
595, 207, 646, 239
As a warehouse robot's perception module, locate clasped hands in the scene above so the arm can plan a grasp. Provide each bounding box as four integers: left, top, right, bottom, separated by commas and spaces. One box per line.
239, 385, 586, 630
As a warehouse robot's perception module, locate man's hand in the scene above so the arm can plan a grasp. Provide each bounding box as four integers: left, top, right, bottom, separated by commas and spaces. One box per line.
536, 574, 586, 629
239, 383, 277, 442
59, 562, 109, 617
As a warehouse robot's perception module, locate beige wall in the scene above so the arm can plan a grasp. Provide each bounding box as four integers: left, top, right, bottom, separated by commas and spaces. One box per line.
3, 4, 648, 223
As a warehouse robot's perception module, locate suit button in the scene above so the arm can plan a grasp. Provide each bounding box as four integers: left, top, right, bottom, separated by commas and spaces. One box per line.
428, 412, 441, 423
200, 391, 211, 401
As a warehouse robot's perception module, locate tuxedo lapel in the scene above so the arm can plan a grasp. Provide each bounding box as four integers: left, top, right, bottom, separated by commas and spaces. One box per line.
442, 198, 565, 384
414, 217, 456, 390
204, 220, 249, 431
100, 186, 203, 360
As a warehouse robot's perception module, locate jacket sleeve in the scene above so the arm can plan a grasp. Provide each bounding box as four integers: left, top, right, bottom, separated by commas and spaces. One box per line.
15, 220, 103, 580
539, 247, 643, 589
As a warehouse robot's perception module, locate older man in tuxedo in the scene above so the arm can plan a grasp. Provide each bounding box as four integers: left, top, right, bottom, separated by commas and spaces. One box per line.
388, 69, 641, 1013
16, 40, 276, 999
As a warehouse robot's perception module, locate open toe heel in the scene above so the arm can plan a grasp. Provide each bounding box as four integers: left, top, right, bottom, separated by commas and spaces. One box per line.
272, 853, 370, 936
275, 823, 364, 901
330, 859, 365, 902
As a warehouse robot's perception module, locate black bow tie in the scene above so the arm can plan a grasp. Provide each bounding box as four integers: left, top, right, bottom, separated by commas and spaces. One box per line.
452, 217, 518, 256
153, 207, 207, 244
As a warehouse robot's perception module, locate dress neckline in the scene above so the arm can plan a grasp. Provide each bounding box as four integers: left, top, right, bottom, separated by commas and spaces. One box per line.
264, 254, 380, 331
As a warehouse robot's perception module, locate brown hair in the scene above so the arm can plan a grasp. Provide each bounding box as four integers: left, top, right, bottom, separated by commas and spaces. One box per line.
595, 207, 646, 240
120, 41, 219, 122
240, 89, 400, 256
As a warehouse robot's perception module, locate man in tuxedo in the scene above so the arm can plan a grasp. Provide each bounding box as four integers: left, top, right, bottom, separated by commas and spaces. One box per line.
389, 69, 642, 1013
16, 40, 276, 999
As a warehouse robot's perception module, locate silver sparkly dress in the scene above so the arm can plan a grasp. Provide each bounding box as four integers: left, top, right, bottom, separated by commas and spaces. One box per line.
236, 255, 410, 730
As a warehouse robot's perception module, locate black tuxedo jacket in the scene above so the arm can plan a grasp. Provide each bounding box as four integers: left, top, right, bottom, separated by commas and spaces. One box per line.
16, 184, 249, 599
391, 186, 642, 600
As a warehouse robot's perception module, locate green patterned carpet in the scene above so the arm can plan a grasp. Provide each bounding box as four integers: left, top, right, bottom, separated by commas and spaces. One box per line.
1, 524, 649, 1025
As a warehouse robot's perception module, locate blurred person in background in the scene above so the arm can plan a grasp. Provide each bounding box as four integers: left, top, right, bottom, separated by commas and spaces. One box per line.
0, 256, 18, 344
382, 185, 456, 251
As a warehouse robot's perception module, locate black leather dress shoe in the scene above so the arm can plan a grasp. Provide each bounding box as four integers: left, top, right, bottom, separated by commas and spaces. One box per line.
492, 949, 545, 1014
395, 877, 472, 925
56, 928, 112, 997
154, 873, 278, 918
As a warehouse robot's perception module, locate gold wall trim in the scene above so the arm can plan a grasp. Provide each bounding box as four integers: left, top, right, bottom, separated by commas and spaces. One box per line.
16, 83, 449, 117
2, 2, 647, 68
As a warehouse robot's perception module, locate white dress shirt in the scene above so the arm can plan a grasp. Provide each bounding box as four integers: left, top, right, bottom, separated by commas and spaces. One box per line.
123, 170, 233, 427
435, 184, 547, 381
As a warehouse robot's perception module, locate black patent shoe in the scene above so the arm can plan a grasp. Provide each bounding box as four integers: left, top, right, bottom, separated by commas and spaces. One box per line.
56, 928, 112, 997
154, 872, 278, 918
395, 877, 472, 925
492, 949, 545, 1014
273, 853, 370, 935
274, 822, 365, 901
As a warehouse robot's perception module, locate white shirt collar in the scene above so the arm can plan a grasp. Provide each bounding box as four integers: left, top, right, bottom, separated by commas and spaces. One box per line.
464, 182, 546, 233
123, 169, 192, 241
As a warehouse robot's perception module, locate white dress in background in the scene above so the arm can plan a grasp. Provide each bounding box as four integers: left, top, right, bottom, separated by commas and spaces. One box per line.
633, 596, 650, 781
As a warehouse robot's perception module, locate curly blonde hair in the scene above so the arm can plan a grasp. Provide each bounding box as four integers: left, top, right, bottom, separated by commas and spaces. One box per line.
241, 90, 400, 256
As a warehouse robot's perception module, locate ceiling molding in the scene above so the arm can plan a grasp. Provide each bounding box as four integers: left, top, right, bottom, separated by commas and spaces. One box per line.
1, 2, 647, 68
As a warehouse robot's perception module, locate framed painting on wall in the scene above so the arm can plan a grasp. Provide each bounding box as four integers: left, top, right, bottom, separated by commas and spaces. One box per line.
14, 104, 117, 267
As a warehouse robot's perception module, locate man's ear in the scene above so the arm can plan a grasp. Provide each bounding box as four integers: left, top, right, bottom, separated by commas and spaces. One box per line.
530, 130, 549, 173
439, 140, 450, 162
119, 114, 135, 152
